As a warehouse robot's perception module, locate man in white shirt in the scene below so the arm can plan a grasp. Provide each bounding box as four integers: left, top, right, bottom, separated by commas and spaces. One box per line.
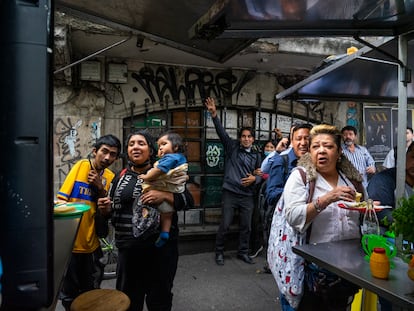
382, 127, 413, 169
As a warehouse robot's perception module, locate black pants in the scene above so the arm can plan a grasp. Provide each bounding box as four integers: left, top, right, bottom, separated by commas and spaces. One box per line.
249, 197, 264, 252
255, 181, 274, 255
299, 279, 358, 311
60, 247, 104, 310
116, 238, 179, 311
215, 190, 255, 255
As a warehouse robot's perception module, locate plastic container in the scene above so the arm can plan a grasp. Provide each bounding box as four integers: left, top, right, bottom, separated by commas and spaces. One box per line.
370, 247, 390, 279
361, 234, 397, 260
408, 255, 414, 281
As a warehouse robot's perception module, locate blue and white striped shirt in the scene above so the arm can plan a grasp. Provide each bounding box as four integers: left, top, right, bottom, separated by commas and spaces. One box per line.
341, 143, 375, 187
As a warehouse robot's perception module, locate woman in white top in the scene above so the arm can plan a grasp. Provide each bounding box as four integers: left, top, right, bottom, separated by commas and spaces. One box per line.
282, 124, 364, 311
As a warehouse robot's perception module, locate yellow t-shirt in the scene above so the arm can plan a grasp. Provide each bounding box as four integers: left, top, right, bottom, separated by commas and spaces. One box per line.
57, 159, 115, 253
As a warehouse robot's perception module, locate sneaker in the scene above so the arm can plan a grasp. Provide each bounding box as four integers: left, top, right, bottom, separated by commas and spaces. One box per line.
237, 253, 255, 264
248, 245, 264, 258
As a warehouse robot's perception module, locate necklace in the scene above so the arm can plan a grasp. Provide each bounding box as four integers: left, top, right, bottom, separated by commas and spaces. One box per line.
88, 154, 104, 176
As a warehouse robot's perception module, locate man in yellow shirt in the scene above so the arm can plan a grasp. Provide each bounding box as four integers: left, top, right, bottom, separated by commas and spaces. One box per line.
57, 134, 121, 311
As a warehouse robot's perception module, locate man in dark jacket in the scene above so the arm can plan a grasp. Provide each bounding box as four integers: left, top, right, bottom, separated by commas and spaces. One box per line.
368, 143, 414, 226
261, 123, 311, 273
367, 143, 414, 311
205, 97, 262, 265
265, 123, 312, 207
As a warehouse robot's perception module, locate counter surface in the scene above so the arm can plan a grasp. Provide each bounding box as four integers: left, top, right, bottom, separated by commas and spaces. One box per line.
293, 239, 414, 309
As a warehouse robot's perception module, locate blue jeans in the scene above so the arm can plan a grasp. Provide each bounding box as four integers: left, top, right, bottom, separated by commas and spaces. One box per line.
280, 294, 296, 311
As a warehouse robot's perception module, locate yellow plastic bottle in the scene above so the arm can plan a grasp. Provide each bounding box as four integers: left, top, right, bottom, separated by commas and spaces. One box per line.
408, 255, 414, 281
370, 247, 390, 279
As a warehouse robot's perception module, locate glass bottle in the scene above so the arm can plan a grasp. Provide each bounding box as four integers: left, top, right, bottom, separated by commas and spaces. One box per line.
361, 199, 380, 235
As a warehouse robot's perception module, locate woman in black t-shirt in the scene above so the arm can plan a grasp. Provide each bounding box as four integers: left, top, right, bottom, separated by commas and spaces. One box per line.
98, 130, 193, 311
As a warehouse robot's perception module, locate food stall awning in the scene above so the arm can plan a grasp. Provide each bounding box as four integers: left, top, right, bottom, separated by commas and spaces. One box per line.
276, 34, 414, 103
276, 32, 414, 200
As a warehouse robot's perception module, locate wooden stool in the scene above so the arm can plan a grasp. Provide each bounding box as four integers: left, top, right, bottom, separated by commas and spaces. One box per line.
70, 289, 130, 311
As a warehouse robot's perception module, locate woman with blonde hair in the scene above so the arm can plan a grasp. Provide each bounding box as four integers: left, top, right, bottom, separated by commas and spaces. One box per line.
268, 124, 364, 311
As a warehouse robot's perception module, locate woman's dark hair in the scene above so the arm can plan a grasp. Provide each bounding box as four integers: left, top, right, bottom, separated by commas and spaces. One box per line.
263, 139, 277, 152
125, 130, 157, 165
158, 131, 185, 153
94, 134, 122, 157
264, 139, 277, 147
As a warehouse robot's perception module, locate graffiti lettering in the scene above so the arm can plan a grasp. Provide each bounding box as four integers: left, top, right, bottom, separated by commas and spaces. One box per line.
131, 66, 255, 106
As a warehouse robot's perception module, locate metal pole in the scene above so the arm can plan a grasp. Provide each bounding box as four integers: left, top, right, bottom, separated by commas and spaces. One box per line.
395, 34, 408, 201
53, 36, 132, 74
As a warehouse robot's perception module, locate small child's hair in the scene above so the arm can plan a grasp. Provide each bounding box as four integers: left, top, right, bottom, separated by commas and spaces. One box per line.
158, 131, 185, 153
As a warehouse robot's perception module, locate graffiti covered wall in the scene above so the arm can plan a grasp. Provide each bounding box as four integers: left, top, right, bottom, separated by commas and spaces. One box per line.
53, 62, 341, 204
53, 116, 102, 194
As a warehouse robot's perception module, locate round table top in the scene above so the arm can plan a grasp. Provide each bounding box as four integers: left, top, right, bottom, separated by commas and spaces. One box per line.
70, 289, 130, 311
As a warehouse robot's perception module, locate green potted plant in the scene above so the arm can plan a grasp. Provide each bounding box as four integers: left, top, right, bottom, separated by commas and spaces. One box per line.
392, 195, 414, 262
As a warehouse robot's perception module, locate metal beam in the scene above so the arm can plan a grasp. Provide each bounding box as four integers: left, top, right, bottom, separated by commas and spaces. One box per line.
53, 36, 132, 74
395, 35, 409, 201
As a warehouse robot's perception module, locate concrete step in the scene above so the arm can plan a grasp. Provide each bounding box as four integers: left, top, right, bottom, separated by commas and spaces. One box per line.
178, 224, 240, 255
